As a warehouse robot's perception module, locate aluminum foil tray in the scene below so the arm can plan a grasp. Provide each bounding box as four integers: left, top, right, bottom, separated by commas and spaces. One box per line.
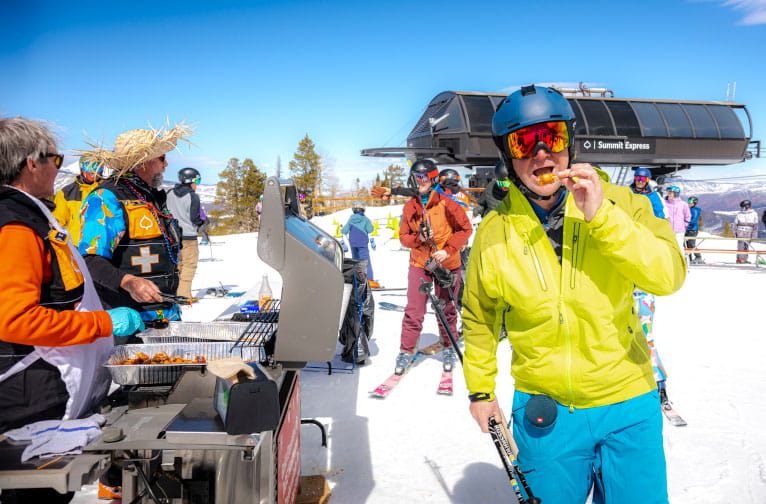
104, 342, 260, 385
140, 321, 259, 343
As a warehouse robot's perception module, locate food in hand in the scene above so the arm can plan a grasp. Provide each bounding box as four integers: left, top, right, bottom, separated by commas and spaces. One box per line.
537, 173, 558, 185
113, 351, 207, 365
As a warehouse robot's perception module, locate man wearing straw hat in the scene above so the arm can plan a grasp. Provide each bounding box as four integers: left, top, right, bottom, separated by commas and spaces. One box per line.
78, 123, 193, 329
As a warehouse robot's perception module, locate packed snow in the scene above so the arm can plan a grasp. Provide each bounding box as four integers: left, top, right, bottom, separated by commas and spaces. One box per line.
71, 203, 766, 503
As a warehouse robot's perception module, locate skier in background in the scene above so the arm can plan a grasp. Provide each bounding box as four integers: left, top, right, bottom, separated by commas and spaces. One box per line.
629, 167, 664, 218
473, 161, 511, 218
394, 159, 471, 376
463, 85, 685, 503
341, 200, 379, 288
664, 185, 691, 256
630, 168, 681, 412
685, 196, 703, 264
733, 199, 759, 264
51, 157, 105, 241
166, 167, 206, 299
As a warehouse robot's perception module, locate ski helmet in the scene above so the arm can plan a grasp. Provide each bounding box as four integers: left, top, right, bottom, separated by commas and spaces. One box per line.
438, 168, 460, 185
491, 85, 575, 200
493, 161, 509, 181
740, 199, 751, 209
352, 200, 365, 212
79, 157, 104, 182
408, 159, 439, 190
633, 167, 652, 179
178, 167, 201, 184
688, 196, 699, 205
667, 185, 681, 195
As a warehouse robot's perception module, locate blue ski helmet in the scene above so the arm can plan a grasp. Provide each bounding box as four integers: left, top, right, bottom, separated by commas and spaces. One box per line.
667, 185, 681, 195
634, 167, 652, 179
491, 85, 575, 199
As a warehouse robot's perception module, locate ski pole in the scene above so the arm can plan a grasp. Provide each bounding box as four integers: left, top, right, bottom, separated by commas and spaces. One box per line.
493, 414, 541, 504
487, 417, 526, 504
419, 278, 541, 502
418, 279, 462, 363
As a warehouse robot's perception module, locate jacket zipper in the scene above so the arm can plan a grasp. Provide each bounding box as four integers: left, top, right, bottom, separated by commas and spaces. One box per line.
559, 299, 575, 411
524, 233, 548, 291
569, 223, 580, 289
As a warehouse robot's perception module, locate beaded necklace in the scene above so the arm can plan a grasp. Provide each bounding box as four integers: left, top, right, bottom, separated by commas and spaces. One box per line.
124, 179, 179, 265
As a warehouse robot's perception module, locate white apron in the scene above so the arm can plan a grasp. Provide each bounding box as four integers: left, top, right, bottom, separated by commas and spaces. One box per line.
0, 187, 113, 420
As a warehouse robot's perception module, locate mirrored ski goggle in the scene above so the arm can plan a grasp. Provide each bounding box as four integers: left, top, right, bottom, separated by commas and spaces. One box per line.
412, 172, 432, 184
496, 179, 512, 189
192, 176, 201, 184
80, 160, 104, 174
634, 175, 648, 183
439, 172, 460, 184
506, 121, 570, 159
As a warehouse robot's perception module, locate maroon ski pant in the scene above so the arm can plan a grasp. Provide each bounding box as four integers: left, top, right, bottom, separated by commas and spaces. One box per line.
399, 264, 461, 354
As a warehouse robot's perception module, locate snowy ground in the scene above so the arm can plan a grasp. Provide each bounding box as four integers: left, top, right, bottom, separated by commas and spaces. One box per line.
72, 205, 766, 503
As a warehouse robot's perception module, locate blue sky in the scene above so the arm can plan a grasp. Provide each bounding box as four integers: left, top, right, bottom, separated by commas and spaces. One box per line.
2, 0, 765, 186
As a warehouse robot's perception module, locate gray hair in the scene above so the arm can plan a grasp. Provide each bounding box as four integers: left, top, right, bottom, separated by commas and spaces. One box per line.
0, 117, 59, 185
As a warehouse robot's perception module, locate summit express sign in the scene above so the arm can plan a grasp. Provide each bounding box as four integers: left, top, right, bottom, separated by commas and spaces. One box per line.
578, 137, 656, 154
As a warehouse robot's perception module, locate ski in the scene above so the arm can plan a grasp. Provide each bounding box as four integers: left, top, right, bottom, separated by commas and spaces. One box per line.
661, 401, 687, 427
437, 371, 453, 395
369, 374, 404, 398
371, 287, 407, 292
378, 301, 434, 314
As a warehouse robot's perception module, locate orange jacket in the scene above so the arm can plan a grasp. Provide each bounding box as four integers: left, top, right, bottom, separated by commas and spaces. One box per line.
0, 224, 112, 347
399, 191, 472, 270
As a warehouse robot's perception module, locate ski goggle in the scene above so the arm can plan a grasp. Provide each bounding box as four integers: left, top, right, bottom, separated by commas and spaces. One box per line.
634, 175, 648, 183
412, 171, 432, 184
80, 160, 104, 174
506, 121, 570, 159
192, 176, 201, 184
496, 179, 512, 189
438, 172, 460, 184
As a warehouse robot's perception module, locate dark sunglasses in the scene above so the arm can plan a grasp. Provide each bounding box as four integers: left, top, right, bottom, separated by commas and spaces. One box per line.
20, 152, 64, 170
44, 152, 64, 169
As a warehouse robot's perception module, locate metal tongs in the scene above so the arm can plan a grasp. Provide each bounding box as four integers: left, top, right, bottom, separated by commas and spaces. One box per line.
160, 292, 198, 305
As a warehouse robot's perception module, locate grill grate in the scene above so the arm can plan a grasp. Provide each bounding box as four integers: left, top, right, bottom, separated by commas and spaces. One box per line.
231, 300, 281, 351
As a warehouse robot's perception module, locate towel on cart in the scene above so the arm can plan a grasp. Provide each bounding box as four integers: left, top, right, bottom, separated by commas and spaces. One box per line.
4, 414, 105, 462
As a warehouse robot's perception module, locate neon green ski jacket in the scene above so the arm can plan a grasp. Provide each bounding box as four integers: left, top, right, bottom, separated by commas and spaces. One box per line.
462, 181, 686, 409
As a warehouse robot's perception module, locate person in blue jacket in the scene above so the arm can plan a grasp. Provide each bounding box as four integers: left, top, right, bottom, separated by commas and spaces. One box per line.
342, 201, 377, 287
630, 167, 665, 218
685, 196, 703, 264
630, 167, 675, 409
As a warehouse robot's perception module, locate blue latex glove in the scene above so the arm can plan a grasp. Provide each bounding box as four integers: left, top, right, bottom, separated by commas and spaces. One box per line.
370, 237, 376, 250
341, 239, 348, 252
107, 307, 146, 337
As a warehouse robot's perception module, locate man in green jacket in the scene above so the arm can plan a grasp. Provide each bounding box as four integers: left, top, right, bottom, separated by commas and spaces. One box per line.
462, 85, 685, 504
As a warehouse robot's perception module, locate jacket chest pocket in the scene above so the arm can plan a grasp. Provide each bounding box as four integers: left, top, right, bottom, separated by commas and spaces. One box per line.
124, 203, 162, 240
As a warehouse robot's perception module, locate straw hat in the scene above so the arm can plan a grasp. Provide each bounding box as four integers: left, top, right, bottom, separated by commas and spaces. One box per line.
78, 122, 194, 177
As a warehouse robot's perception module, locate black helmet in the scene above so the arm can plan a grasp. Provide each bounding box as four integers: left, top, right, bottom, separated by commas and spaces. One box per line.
408, 159, 439, 190
740, 199, 751, 209
493, 161, 508, 180
688, 196, 699, 205
178, 167, 201, 184
438, 168, 460, 184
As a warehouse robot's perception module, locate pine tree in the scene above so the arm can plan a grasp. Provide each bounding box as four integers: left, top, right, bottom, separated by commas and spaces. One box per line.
381, 164, 407, 187
210, 157, 266, 233
288, 134, 323, 211
722, 221, 733, 237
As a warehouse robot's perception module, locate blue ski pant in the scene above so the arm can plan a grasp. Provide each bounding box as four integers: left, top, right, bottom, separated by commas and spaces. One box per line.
511, 390, 668, 504
351, 246, 374, 281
